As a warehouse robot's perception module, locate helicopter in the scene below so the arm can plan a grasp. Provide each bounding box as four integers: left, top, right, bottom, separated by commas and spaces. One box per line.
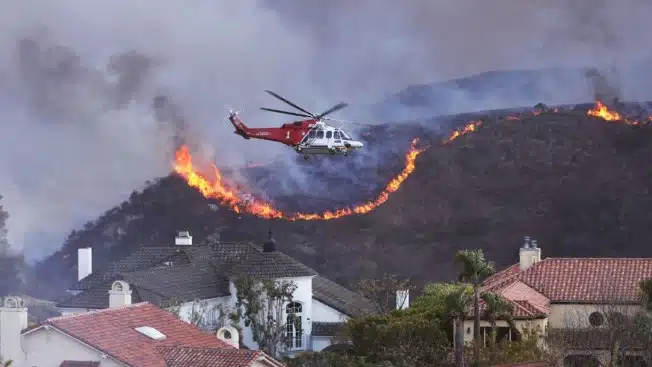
227, 90, 365, 160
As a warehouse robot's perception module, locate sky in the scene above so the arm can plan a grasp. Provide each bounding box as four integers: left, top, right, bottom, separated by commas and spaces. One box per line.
0, 0, 650, 260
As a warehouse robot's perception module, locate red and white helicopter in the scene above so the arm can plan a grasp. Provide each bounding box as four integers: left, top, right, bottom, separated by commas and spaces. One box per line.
227, 90, 364, 160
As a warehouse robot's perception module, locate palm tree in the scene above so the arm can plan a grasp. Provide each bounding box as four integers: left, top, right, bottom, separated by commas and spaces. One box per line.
480, 292, 517, 347
454, 249, 495, 363
446, 285, 474, 367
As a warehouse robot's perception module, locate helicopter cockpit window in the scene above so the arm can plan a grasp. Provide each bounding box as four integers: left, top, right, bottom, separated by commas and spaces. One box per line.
326, 130, 332, 139
316, 130, 324, 139
340, 131, 351, 140
334, 131, 341, 139
308, 130, 316, 138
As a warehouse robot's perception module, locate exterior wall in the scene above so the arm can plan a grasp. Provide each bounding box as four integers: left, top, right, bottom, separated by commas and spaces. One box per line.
548, 304, 641, 329
224, 276, 314, 352
461, 319, 548, 344
22, 327, 125, 367
174, 296, 230, 331
311, 300, 349, 323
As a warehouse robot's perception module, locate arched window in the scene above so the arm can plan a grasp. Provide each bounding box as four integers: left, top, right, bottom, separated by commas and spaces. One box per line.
285, 302, 303, 350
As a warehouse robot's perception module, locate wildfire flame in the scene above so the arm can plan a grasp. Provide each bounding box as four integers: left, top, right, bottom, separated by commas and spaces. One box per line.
174, 139, 426, 220
174, 100, 649, 222
587, 101, 641, 125
444, 121, 483, 143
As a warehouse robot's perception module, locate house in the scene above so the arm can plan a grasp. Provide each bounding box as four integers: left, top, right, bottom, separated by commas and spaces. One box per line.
0, 296, 283, 367
462, 236, 652, 367
56, 231, 377, 356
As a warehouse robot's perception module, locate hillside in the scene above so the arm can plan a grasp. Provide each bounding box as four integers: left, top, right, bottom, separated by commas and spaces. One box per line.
30, 102, 652, 300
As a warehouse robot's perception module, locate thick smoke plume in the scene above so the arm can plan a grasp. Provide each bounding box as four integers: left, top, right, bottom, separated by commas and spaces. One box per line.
0, 0, 650, 260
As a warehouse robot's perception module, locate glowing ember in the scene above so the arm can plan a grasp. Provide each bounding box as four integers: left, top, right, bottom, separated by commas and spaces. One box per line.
174, 139, 425, 220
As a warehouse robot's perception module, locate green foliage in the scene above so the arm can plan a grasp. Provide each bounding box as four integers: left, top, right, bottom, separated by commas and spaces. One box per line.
640, 278, 652, 311
480, 292, 517, 347
231, 277, 297, 357
356, 273, 413, 314
0, 197, 25, 298
454, 249, 495, 364
454, 250, 495, 286
465, 324, 548, 366
347, 309, 449, 366
0, 356, 12, 367
413, 282, 473, 315
285, 352, 375, 367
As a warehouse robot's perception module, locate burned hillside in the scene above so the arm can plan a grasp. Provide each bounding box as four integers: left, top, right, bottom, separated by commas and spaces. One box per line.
30, 104, 652, 300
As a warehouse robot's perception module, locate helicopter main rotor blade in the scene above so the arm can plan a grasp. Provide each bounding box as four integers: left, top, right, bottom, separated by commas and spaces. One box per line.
264, 90, 314, 117
322, 117, 374, 126
260, 107, 313, 118
316, 102, 348, 119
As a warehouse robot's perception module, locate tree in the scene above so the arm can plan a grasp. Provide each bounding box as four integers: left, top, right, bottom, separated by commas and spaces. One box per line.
285, 352, 375, 367
0, 196, 24, 297
167, 298, 230, 332
454, 249, 495, 364
640, 278, 652, 312
0, 355, 12, 367
231, 277, 297, 357
446, 284, 474, 367
347, 309, 449, 366
480, 292, 516, 347
356, 273, 413, 314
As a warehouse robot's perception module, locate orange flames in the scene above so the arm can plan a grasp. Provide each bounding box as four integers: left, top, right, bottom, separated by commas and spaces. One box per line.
444, 121, 483, 143
587, 101, 641, 125
174, 139, 426, 220
174, 100, 649, 221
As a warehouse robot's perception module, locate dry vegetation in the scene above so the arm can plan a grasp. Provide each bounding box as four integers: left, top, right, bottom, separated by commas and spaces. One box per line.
30, 107, 652, 299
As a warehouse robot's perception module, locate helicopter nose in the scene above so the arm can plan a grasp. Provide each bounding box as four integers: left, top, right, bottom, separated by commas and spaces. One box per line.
350, 141, 363, 148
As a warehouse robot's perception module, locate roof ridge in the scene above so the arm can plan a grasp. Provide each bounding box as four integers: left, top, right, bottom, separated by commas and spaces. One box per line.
47, 302, 151, 322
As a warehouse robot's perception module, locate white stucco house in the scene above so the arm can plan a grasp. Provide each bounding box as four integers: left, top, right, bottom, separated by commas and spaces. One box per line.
56, 231, 377, 356
0, 296, 282, 367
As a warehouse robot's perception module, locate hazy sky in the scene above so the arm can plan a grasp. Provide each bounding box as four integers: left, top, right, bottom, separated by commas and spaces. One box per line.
0, 0, 650, 260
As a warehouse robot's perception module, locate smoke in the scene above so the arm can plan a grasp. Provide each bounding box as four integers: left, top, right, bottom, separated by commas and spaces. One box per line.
0, 0, 650, 260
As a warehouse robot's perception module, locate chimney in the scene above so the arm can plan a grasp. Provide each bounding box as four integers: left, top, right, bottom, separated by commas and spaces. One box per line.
175, 231, 192, 246
78, 247, 93, 281
217, 326, 240, 349
396, 290, 410, 310
263, 228, 276, 253
519, 236, 542, 270
109, 280, 132, 308
0, 297, 27, 366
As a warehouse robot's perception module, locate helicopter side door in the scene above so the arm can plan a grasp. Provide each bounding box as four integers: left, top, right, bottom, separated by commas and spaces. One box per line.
325, 129, 334, 149
333, 130, 342, 147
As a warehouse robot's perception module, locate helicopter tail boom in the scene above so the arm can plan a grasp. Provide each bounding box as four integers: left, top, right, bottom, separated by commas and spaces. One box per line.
228, 111, 251, 140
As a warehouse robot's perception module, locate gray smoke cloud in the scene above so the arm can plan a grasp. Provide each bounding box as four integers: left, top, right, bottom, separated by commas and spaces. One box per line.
0, 0, 650, 260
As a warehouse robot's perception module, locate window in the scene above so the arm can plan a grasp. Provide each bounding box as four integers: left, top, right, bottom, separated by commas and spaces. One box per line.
479, 326, 518, 346
341, 131, 351, 140
316, 130, 324, 139
285, 302, 303, 350
326, 130, 332, 139
308, 130, 316, 138
589, 312, 604, 327
334, 131, 341, 139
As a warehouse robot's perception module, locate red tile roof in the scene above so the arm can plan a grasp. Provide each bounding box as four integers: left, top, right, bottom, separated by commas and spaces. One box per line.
156, 346, 285, 367
483, 258, 652, 304
28, 303, 278, 367
59, 362, 100, 367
